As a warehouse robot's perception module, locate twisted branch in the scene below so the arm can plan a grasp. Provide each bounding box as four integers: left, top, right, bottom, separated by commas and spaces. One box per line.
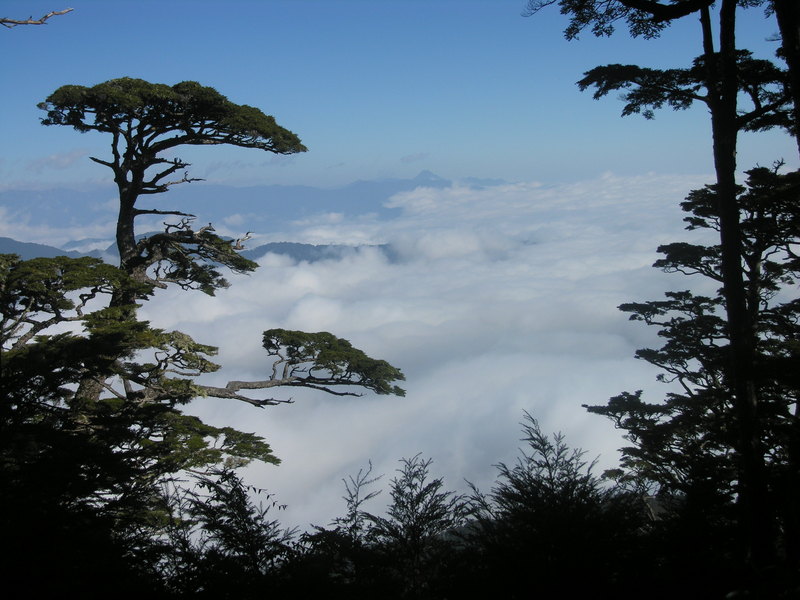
1, 8, 73, 28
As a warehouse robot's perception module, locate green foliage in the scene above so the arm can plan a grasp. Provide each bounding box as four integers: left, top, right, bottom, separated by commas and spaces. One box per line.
578, 51, 792, 131
138, 220, 260, 295
3, 77, 406, 598
0, 253, 146, 347
263, 329, 406, 396
39, 78, 304, 298
0, 252, 279, 501
1, 253, 288, 596
39, 78, 306, 154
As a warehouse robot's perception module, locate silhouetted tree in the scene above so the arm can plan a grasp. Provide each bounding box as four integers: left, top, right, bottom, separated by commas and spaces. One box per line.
159, 469, 295, 598
527, 0, 797, 570
0, 256, 178, 596
467, 413, 646, 599
365, 455, 468, 599
587, 166, 800, 596
289, 462, 386, 598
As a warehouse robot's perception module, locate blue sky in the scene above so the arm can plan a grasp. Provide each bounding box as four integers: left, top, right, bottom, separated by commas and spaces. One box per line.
1, 0, 794, 189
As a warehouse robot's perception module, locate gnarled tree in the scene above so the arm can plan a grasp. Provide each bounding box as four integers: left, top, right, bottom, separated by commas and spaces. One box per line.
37, 77, 404, 408
1, 78, 406, 593
39, 77, 305, 295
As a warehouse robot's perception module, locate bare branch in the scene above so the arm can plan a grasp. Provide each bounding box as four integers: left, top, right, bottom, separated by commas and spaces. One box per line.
138, 159, 204, 194
133, 208, 197, 218
89, 156, 114, 168
198, 382, 295, 407
98, 378, 127, 401
1, 8, 73, 28
165, 173, 204, 187
161, 217, 195, 234
285, 381, 366, 396
232, 231, 252, 250
195, 375, 339, 407
224, 377, 298, 390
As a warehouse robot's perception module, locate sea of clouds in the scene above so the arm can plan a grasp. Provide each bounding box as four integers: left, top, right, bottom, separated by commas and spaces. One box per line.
127, 172, 717, 529
0, 172, 719, 528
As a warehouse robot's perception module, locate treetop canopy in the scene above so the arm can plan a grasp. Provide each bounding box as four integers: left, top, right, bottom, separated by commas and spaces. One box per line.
38, 77, 307, 155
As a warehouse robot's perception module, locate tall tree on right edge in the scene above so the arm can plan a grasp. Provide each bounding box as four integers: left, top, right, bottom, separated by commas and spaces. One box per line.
585, 166, 800, 595
525, 0, 799, 575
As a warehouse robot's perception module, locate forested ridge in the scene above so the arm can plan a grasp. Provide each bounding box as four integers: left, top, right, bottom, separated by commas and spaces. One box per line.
2, 3, 799, 598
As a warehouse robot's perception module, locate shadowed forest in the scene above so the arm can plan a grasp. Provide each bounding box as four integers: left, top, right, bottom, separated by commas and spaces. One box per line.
2, 3, 799, 598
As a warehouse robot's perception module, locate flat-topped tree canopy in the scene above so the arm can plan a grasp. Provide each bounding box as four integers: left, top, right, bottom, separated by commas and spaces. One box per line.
38, 78, 306, 290
39, 77, 307, 155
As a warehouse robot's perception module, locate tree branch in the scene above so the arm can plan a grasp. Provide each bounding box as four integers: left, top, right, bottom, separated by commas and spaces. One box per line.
133, 208, 197, 218
89, 156, 114, 168
1, 8, 73, 28
618, 0, 714, 22
199, 383, 295, 407
165, 173, 204, 187
224, 377, 299, 390
282, 379, 366, 396
11, 313, 82, 351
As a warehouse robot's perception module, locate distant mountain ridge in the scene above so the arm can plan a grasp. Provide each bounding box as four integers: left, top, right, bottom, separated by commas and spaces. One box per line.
0, 237, 86, 260
0, 171, 494, 263
0, 236, 390, 264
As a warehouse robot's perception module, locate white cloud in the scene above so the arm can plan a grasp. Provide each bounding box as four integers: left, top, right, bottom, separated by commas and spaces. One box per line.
26, 149, 89, 173
137, 172, 714, 529
0, 206, 115, 247
223, 213, 247, 226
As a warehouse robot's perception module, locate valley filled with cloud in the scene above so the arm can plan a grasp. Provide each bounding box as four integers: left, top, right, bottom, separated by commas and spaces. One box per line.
0, 169, 720, 527
83, 171, 719, 528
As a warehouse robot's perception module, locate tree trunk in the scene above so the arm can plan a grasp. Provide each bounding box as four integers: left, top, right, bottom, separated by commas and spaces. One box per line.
701, 0, 773, 572
75, 177, 144, 404
113, 176, 149, 309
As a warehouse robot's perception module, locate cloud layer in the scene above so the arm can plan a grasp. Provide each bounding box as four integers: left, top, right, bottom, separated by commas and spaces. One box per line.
136, 172, 714, 528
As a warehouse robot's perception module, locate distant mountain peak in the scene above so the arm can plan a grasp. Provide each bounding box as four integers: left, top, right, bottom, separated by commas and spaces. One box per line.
413, 170, 446, 182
